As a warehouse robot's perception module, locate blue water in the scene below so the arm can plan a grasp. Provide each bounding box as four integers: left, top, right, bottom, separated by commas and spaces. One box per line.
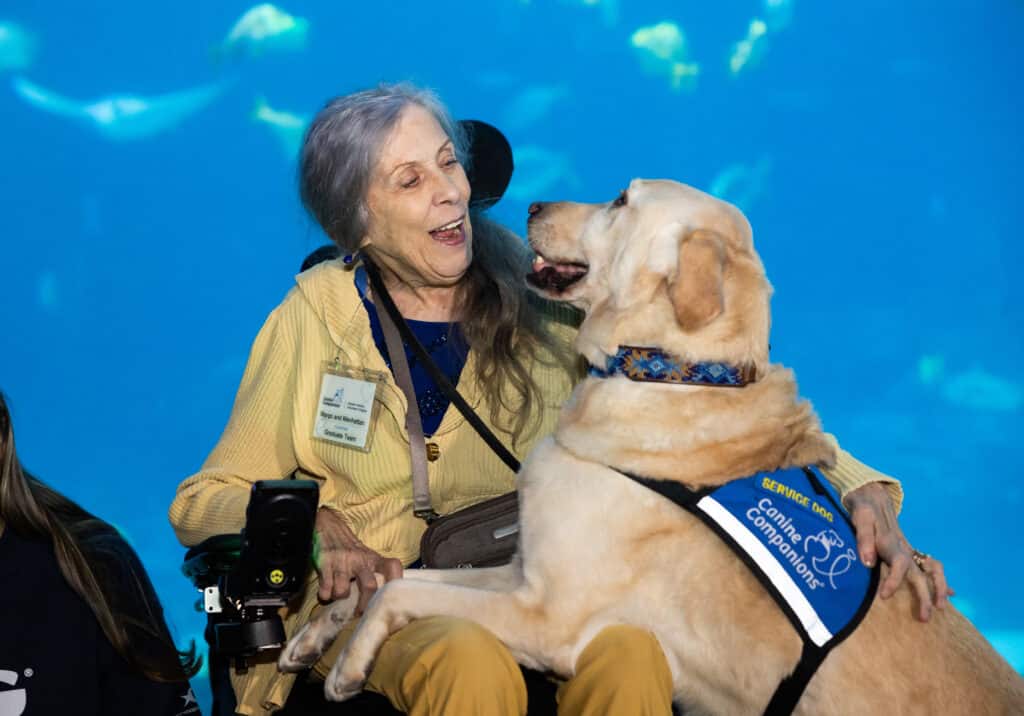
1, 1, 1021, 711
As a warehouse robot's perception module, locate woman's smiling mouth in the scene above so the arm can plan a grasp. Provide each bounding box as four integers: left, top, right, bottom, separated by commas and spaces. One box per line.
429, 215, 467, 246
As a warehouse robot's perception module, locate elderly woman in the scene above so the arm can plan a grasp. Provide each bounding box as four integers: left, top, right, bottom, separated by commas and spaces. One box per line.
169, 83, 949, 716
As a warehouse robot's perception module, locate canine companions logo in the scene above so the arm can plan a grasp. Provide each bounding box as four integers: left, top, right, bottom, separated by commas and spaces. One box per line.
804, 528, 858, 589
0, 670, 27, 716
744, 498, 858, 591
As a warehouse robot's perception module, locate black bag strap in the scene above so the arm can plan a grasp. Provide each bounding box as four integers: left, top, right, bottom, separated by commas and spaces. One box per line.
362, 257, 521, 474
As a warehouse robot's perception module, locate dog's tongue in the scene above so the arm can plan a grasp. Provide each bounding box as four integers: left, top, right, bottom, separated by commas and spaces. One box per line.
527, 254, 588, 293
532, 255, 580, 275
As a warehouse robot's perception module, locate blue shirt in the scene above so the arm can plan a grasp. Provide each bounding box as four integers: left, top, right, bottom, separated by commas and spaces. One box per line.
355, 266, 469, 436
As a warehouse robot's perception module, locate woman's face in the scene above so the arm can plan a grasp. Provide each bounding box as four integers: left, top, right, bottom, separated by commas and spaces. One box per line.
363, 104, 473, 287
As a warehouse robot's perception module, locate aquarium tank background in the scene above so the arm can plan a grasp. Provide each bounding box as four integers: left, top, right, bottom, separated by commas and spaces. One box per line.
1, 1, 1020, 711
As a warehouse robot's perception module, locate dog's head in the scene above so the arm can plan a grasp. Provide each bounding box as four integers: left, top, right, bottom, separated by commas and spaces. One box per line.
526, 179, 771, 374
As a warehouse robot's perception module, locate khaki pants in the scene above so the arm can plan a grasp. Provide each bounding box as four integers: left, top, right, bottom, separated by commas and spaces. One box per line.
315, 616, 673, 715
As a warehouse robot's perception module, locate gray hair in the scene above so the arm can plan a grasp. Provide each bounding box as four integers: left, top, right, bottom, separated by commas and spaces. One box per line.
299, 83, 470, 252
299, 83, 581, 444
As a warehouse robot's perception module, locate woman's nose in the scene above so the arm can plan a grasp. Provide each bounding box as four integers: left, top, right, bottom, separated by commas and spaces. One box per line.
434, 170, 463, 204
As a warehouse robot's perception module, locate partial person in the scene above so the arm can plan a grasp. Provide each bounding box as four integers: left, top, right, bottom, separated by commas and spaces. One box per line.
169, 82, 949, 716
0, 391, 201, 715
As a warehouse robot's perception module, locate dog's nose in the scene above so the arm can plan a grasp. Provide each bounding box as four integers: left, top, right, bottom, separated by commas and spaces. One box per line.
528, 202, 545, 217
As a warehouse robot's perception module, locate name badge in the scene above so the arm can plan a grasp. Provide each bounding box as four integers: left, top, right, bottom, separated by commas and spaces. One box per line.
313, 362, 386, 452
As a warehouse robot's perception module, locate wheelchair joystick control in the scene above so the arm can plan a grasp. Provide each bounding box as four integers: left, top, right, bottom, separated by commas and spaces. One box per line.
181, 479, 319, 668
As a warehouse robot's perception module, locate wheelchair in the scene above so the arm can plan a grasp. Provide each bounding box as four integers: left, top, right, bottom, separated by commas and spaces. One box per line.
181, 478, 405, 715
180, 478, 559, 716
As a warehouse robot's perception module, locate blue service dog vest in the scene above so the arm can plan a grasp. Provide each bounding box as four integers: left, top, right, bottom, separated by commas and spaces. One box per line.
624, 465, 879, 715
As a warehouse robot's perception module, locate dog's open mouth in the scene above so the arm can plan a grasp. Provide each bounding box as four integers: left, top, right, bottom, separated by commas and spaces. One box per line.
526, 252, 589, 294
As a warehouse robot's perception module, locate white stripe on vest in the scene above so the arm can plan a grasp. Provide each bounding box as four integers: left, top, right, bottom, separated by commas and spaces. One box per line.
698, 495, 833, 646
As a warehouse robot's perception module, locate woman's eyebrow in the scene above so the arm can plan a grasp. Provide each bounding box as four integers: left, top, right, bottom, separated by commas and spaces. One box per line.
387, 158, 418, 175
386, 139, 455, 178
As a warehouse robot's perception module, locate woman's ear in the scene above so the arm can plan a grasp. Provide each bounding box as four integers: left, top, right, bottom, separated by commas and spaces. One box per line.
669, 229, 726, 332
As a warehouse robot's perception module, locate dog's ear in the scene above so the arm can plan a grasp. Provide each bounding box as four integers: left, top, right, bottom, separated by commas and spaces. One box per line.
669, 229, 726, 332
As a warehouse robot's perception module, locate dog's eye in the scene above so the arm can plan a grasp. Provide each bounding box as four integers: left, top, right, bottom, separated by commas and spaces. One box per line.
611, 190, 628, 208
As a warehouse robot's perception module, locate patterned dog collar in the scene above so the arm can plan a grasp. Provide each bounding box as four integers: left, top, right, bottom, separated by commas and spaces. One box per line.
588, 345, 757, 387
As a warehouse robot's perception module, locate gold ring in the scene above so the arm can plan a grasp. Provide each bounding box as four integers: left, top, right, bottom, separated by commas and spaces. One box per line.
911, 550, 930, 571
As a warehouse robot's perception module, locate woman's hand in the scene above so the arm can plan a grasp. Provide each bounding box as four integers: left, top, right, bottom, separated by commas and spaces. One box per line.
844, 481, 954, 622
313, 506, 403, 614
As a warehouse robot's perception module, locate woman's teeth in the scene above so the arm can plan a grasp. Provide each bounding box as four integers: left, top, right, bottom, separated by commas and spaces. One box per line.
430, 219, 465, 243
434, 219, 463, 232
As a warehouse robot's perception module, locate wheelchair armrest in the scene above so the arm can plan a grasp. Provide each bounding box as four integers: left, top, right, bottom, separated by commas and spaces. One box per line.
182, 534, 242, 588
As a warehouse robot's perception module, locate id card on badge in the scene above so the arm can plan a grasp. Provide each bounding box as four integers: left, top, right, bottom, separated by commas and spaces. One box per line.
313, 362, 387, 452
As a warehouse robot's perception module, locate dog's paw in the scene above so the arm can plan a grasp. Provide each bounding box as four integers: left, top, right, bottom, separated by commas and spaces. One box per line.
278, 622, 321, 672
324, 657, 368, 702
278, 594, 359, 672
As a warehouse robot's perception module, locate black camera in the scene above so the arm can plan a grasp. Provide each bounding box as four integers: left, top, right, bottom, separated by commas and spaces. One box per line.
182, 479, 319, 667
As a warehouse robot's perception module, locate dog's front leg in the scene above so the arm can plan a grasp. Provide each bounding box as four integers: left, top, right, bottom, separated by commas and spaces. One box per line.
278, 587, 363, 672
325, 579, 543, 701
280, 563, 523, 673
403, 561, 522, 590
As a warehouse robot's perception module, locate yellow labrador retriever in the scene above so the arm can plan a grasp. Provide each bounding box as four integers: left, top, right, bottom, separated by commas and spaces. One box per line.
281, 180, 1024, 714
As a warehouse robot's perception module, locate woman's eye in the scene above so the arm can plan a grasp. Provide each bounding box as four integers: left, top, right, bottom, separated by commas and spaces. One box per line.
442, 157, 459, 168
401, 175, 420, 189
612, 190, 628, 208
